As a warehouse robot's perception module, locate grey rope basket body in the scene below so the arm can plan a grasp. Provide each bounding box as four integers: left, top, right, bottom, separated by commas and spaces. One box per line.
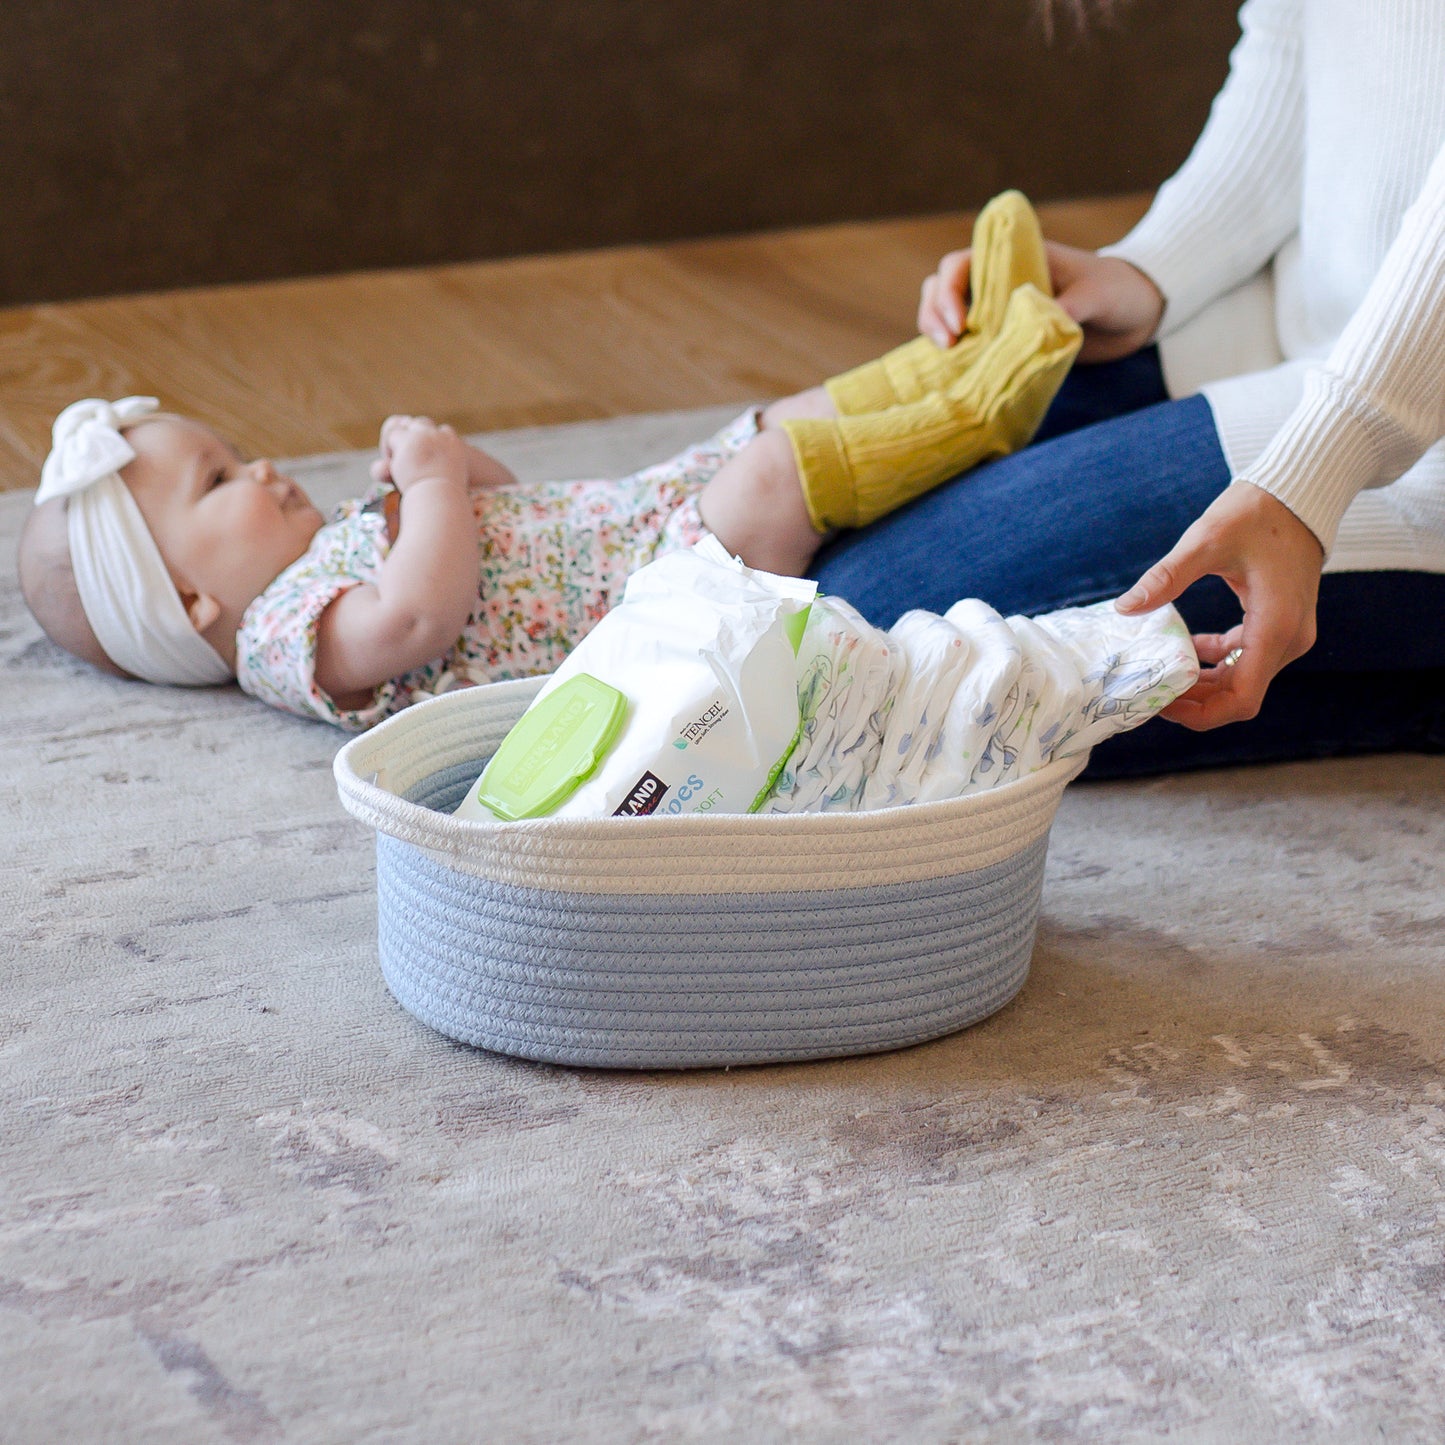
334, 678, 1085, 1069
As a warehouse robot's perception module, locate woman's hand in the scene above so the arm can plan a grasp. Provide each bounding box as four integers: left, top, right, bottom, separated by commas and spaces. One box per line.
1116, 482, 1325, 729
919, 240, 1166, 363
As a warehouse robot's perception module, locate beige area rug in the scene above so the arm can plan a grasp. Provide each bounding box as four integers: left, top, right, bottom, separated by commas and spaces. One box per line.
3, 408, 1444, 1444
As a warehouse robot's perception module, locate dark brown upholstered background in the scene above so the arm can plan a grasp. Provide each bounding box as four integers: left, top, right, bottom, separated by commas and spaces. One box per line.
1, 0, 1241, 305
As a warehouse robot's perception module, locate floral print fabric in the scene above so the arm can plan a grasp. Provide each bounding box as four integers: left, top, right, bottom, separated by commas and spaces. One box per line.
236, 411, 759, 730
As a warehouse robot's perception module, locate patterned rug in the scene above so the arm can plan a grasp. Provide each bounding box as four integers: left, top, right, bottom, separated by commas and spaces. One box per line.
3, 408, 1443, 1443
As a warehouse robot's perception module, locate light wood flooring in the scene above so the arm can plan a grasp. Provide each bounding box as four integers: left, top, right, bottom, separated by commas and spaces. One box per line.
0, 194, 1149, 490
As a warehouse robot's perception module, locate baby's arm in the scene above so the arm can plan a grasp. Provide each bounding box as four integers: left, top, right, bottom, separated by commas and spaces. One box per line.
314, 418, 478, 705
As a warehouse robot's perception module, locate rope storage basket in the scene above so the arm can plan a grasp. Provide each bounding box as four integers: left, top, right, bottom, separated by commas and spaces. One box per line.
334, 678, 1086, 1069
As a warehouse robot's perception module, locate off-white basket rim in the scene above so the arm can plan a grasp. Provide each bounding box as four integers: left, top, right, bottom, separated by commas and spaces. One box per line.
334, 678, 1086, 895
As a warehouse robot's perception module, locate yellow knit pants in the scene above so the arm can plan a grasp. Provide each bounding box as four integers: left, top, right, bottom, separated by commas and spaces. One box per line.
783, 191, 1082, 532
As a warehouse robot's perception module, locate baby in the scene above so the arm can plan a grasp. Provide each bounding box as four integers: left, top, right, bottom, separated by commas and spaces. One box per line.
17, 192, 1081, 732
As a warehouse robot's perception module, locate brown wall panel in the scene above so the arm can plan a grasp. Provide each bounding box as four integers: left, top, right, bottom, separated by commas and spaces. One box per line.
0, 0, 1240, 305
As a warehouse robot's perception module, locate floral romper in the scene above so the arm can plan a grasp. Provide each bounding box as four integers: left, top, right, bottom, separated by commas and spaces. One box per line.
236, 410, 759, 730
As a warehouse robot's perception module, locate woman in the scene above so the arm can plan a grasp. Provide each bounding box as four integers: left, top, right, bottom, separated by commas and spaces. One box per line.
812, 0, 1445, 775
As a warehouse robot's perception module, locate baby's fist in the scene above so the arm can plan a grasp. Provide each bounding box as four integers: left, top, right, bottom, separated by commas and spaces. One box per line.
380, 415, 468, 492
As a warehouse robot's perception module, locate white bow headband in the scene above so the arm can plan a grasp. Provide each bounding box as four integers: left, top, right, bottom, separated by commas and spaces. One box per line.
35, 397, 232, 686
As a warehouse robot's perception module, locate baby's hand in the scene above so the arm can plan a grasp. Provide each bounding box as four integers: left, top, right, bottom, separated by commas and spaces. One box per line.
372, 415, 518, 492
374, 415, 469, 493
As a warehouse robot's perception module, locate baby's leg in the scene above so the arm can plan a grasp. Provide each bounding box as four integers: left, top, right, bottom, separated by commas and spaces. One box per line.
827, 191, 1052, 415
697, 429, 825, 577
760, 387, 836, 427
757, 192, 1047, 433
698, 194, 1063, 568
703, 272, 1079, 561
784, 284, 1081, 531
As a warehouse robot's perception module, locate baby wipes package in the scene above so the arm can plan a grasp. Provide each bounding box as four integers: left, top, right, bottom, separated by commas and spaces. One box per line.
454, 536, 816, 821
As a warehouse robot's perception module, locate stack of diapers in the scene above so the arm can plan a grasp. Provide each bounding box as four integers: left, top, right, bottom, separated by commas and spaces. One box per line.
334, 543, 1199, 1070
768, 592, 1197, 813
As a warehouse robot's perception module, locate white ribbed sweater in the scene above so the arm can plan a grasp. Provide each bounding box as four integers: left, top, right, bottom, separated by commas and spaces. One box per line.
1103, 0, 1445, 574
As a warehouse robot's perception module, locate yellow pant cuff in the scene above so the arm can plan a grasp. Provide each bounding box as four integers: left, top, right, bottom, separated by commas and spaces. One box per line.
783, 417, 858, 532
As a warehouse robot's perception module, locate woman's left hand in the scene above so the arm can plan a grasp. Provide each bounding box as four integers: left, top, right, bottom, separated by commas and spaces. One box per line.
918, 239, 1164, 362
1115, 481, 1325, 729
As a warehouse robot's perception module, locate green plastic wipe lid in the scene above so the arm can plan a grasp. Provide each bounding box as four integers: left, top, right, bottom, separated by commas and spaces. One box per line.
472, 673, 628, 821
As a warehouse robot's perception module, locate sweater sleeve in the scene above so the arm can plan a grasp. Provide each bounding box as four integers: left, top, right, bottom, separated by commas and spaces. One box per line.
1237, 137, 1445, 553
1101, 0, 1304, 336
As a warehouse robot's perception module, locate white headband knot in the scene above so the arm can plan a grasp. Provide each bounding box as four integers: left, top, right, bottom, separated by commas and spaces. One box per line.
37, 396, 162, 504
35, 396, 232, 687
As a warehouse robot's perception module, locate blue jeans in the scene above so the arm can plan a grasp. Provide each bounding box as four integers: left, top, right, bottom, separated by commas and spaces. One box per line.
811, 348, 1445, 775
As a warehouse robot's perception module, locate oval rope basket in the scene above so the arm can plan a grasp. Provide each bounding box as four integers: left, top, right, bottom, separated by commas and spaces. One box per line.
335, 678, 1086, 1068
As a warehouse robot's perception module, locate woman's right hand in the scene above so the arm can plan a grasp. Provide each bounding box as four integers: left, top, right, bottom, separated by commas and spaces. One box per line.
1116, 480, 1324, 729
918, 240, 1166, 363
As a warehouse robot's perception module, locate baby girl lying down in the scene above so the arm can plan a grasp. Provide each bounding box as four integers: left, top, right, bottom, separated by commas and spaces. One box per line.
17, 194, 1080, 733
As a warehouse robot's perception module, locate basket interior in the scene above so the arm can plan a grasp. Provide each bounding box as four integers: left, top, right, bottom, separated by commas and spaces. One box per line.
404, 758, 493, 815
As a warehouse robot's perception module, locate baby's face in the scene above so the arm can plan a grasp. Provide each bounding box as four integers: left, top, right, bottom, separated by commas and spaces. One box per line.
121, 416, 325, 621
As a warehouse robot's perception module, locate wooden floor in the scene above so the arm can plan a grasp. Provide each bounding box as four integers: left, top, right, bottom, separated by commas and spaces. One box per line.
0, 194, 1149, 491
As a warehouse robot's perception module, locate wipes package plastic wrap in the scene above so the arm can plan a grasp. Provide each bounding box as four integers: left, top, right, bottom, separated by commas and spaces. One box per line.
454, 536, 817, 821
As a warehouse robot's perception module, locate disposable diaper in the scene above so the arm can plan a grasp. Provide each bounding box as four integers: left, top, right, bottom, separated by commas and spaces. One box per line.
765, 594, 1198, 812
860, 610, 975, 811
769, 596, 899, 813
914, 599, 1023, 804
